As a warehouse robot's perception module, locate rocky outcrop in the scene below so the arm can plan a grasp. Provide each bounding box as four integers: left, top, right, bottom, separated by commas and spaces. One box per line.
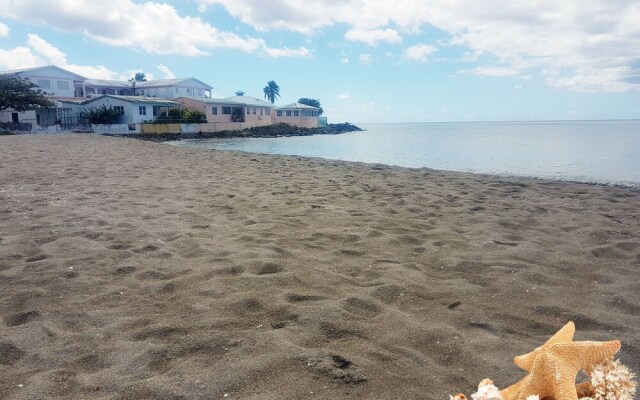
114, 123, 363, 142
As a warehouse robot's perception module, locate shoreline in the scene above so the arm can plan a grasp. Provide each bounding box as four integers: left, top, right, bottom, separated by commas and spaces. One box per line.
172, 144, 640, 191
1, 134, 638, 399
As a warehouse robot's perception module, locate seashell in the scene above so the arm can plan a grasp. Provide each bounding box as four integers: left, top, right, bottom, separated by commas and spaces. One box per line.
471, 378, 503, 400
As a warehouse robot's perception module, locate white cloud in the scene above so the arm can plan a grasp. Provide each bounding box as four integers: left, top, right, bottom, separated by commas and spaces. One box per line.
403, 43, 437, 62
359, 53, 372, 65
157, 64, 176, 79
0, 46, 41, 70
341, 57, 350, 64
345, 28, 402, 46
0, 34, 117, 79
460, 65, 521, 77
0, 22, 9, 37
337, 91, 350, 99
195, 0, 640, 92
262, 46, 312, 58
0, 0, 311, 58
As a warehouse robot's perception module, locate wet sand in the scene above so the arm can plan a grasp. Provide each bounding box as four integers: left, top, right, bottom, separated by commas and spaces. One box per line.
1, 133, 638, 399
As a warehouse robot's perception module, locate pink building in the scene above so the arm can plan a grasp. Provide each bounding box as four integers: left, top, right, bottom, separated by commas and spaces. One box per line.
175, 91, 274, 128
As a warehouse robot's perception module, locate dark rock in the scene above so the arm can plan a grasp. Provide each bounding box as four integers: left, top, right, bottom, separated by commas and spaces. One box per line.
113, 122, 363, 142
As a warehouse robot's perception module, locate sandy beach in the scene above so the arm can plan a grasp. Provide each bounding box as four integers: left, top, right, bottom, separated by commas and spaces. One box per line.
1, 133, 638, 399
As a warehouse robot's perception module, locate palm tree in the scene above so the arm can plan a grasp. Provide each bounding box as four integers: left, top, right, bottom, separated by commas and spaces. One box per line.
263, 80, 280, 104
128, 72, 147, 95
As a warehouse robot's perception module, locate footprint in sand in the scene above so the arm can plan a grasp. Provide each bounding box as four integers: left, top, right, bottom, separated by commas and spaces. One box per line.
254, 263, 284, 275
0, 342, 25, 365
4, 310, 40, 326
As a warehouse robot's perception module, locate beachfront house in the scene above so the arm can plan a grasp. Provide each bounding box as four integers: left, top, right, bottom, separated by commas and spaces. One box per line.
83, 79, 135, 97
222, 91, 275, 125
0, 65, 88, 98
0, 65, 88, 127
138, 78, 212, 99
275, 103, 321, 128
175, 91, 274, 128
76, 95, 180, 124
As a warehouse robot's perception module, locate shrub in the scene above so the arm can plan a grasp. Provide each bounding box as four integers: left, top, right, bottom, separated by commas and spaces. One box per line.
156, 108, 206, 123
82, 105, 122, 124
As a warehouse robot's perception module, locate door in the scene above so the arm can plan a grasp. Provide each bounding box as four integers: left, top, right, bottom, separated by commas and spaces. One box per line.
11, 113, 19, 123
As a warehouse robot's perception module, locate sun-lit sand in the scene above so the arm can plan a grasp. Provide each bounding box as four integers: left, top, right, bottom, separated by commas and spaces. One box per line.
1, 133, 638, 399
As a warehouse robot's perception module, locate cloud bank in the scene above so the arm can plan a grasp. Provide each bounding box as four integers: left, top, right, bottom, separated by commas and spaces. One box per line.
198, 0, 640, 91
0, 0, 311, 58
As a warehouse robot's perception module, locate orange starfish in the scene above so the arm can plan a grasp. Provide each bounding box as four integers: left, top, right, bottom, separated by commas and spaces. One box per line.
500, 321, 621, 400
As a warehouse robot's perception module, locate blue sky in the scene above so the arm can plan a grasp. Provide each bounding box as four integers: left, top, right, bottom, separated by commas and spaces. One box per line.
1, 0, 639, 123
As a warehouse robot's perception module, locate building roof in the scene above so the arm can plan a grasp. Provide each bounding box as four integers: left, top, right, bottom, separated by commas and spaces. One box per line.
0, 65, 87, 80
84, 79, 132, 88
174, 96, 241, 105
137, 78, 213, 89
276, 102, 320, 110
82, 95, 180, 106
223, 95, 275, 107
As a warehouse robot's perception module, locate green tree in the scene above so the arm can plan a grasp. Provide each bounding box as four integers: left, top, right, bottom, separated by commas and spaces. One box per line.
0, 76, 54, 112
263, 80, 280, 104
297, 98, 323, 115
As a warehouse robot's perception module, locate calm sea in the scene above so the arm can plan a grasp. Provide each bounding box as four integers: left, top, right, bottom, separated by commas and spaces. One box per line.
174, 120, 640, 187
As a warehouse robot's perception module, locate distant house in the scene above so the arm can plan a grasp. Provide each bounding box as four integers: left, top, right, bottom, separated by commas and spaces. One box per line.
137, 78, 212, 99
275, 102, 321, 128
0, 65, 88, 126
0, 65, 88, 98
175, 91, 274, 128
76, 95, 180, 124
83, 79, 135, 97
223, 91, 275, 125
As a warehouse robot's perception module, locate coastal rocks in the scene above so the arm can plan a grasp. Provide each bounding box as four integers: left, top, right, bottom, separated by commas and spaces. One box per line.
216, 122, 363, 138
125, 122, 363, 141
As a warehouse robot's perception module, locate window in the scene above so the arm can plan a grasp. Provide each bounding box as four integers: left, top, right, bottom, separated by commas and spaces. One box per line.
175, 88, 178, 93
57, 80, 69, 91
139, 106, 147, 115
253, 108, 256, 115
276, 110, 282, 117
260, 109, 263, 116
212, 106, 218, 115
187, 88, 192, 95
140, 89, 145, 95
114, 106, 125, 115
264, 109, 270, 116
37, 79, 51, 89
286, 110, 292, 116
293, 110, 299, 117
222, 106, 232, 115
101, 89, 107, 94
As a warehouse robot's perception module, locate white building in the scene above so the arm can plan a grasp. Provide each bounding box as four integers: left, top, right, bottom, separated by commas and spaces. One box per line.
0, 65, 88, 126
62, 95, 180, 124
0, 65, 211, 128
136, 78, 212, 99
275, 102, 321, 128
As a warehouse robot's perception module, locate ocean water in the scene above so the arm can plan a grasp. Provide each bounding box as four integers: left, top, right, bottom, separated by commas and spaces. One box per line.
174, 120, 640, 187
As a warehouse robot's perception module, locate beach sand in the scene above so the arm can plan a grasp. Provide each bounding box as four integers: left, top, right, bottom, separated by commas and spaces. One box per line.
1, 133, 638, 399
